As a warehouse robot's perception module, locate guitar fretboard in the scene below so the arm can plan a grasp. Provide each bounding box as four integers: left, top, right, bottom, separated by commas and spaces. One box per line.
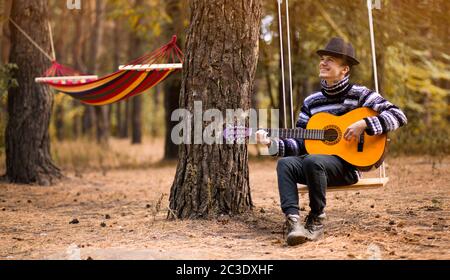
263, 128, 324, 140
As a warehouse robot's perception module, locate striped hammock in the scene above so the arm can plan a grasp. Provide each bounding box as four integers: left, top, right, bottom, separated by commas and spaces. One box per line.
36, 36, 183, 106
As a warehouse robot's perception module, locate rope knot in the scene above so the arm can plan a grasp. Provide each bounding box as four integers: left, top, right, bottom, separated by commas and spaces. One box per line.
170, 35, 177, 45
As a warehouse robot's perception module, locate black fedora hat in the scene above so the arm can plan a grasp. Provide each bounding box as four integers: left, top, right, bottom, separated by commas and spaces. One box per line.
317, 37, 360, 66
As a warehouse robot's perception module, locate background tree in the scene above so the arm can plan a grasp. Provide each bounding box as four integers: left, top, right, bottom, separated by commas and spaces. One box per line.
163, 0, 186, 159
168, 0, 262, 219
5, 0, 62, 185
91, 0, 109, 144
129, 0, 144, 145
0, 0, 12, 64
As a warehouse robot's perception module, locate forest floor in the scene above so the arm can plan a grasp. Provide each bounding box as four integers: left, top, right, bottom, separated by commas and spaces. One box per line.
0, 139, 449, 260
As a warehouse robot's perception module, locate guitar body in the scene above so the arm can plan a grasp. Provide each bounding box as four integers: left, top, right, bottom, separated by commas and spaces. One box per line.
304, 107, 387, 169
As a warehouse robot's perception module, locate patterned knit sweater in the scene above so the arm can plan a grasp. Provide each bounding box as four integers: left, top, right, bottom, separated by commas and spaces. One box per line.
275, 76, 408, 158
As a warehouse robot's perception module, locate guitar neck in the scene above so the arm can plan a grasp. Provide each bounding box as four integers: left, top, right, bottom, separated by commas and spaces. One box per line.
262, 128, 324, 140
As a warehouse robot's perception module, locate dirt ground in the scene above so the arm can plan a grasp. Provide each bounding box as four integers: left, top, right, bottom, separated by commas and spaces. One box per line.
0, 139, 449, 260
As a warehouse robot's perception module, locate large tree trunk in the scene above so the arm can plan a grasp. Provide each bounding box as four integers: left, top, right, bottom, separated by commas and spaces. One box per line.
168, 0, 261, 219
5, 0, 62, 185
163, 0, 185, 159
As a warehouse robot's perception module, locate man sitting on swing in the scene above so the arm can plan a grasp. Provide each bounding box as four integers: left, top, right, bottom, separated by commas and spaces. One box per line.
256, 37, 408, 246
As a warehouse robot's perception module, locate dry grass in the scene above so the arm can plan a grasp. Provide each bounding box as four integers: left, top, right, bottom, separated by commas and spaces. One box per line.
0, 137, 167, 175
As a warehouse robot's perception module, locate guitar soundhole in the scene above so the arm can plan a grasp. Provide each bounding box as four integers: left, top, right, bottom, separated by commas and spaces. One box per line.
323, 125, 341, 145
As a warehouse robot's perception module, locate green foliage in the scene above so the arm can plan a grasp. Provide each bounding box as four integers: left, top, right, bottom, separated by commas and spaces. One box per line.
107, 0, 170, 41
0, 63, 18, 91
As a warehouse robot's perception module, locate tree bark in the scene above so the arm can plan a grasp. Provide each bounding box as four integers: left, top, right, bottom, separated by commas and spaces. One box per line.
5, 0, 62, 185
168, 0, 261, 219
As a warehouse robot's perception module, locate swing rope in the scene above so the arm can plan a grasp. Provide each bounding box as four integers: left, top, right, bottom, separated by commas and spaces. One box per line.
48, 21, 56, 61
8, 18, 54, 62
367, 0, 387, 179
277, 0, 295, 129
277, 0, 288, 129
285, 0, 295, 129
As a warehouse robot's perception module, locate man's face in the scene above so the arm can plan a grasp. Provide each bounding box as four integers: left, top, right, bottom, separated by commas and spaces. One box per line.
319, 55, 349, 82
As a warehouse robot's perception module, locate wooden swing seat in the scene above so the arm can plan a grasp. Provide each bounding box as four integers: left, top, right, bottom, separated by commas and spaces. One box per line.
298, 177, 389, 194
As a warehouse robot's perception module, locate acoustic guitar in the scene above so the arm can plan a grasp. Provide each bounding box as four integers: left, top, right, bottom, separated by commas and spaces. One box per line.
224, 107, 387, 169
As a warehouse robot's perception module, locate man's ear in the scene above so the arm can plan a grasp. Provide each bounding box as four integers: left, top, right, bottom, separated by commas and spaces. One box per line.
342, 65, 350, 76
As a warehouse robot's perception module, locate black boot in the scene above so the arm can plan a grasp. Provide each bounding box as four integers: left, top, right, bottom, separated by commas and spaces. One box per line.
301, 212, 326, 241
284, 214, 307, 246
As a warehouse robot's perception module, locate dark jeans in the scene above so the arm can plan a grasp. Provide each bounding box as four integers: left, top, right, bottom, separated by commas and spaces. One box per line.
277, 155, 359, 216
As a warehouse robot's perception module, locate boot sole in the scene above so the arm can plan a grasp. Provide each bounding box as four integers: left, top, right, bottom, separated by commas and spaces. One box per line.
286, 234, 308, 246
304, 231, 324, 242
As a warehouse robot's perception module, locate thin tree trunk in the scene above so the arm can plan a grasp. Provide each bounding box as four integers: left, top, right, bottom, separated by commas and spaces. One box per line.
169, 0, 261, 219
5, 0, 62, 185
119, 101, 130, 138
151, 86, 160, 137
129, 0, 144, 144
81, 0, 96, 138
163, 0, 184, 159
112, 20, 123, 138
91, 0, 109, 145
131, 95, 142, 144
261, 46, 276, 108
52, 3, 68, 141
71, 8, 85, 139
55, 104, 64, 141
1, 0, 12, 64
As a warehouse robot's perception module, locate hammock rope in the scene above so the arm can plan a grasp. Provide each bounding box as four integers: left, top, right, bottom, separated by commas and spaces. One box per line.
8, 18, 54, 61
